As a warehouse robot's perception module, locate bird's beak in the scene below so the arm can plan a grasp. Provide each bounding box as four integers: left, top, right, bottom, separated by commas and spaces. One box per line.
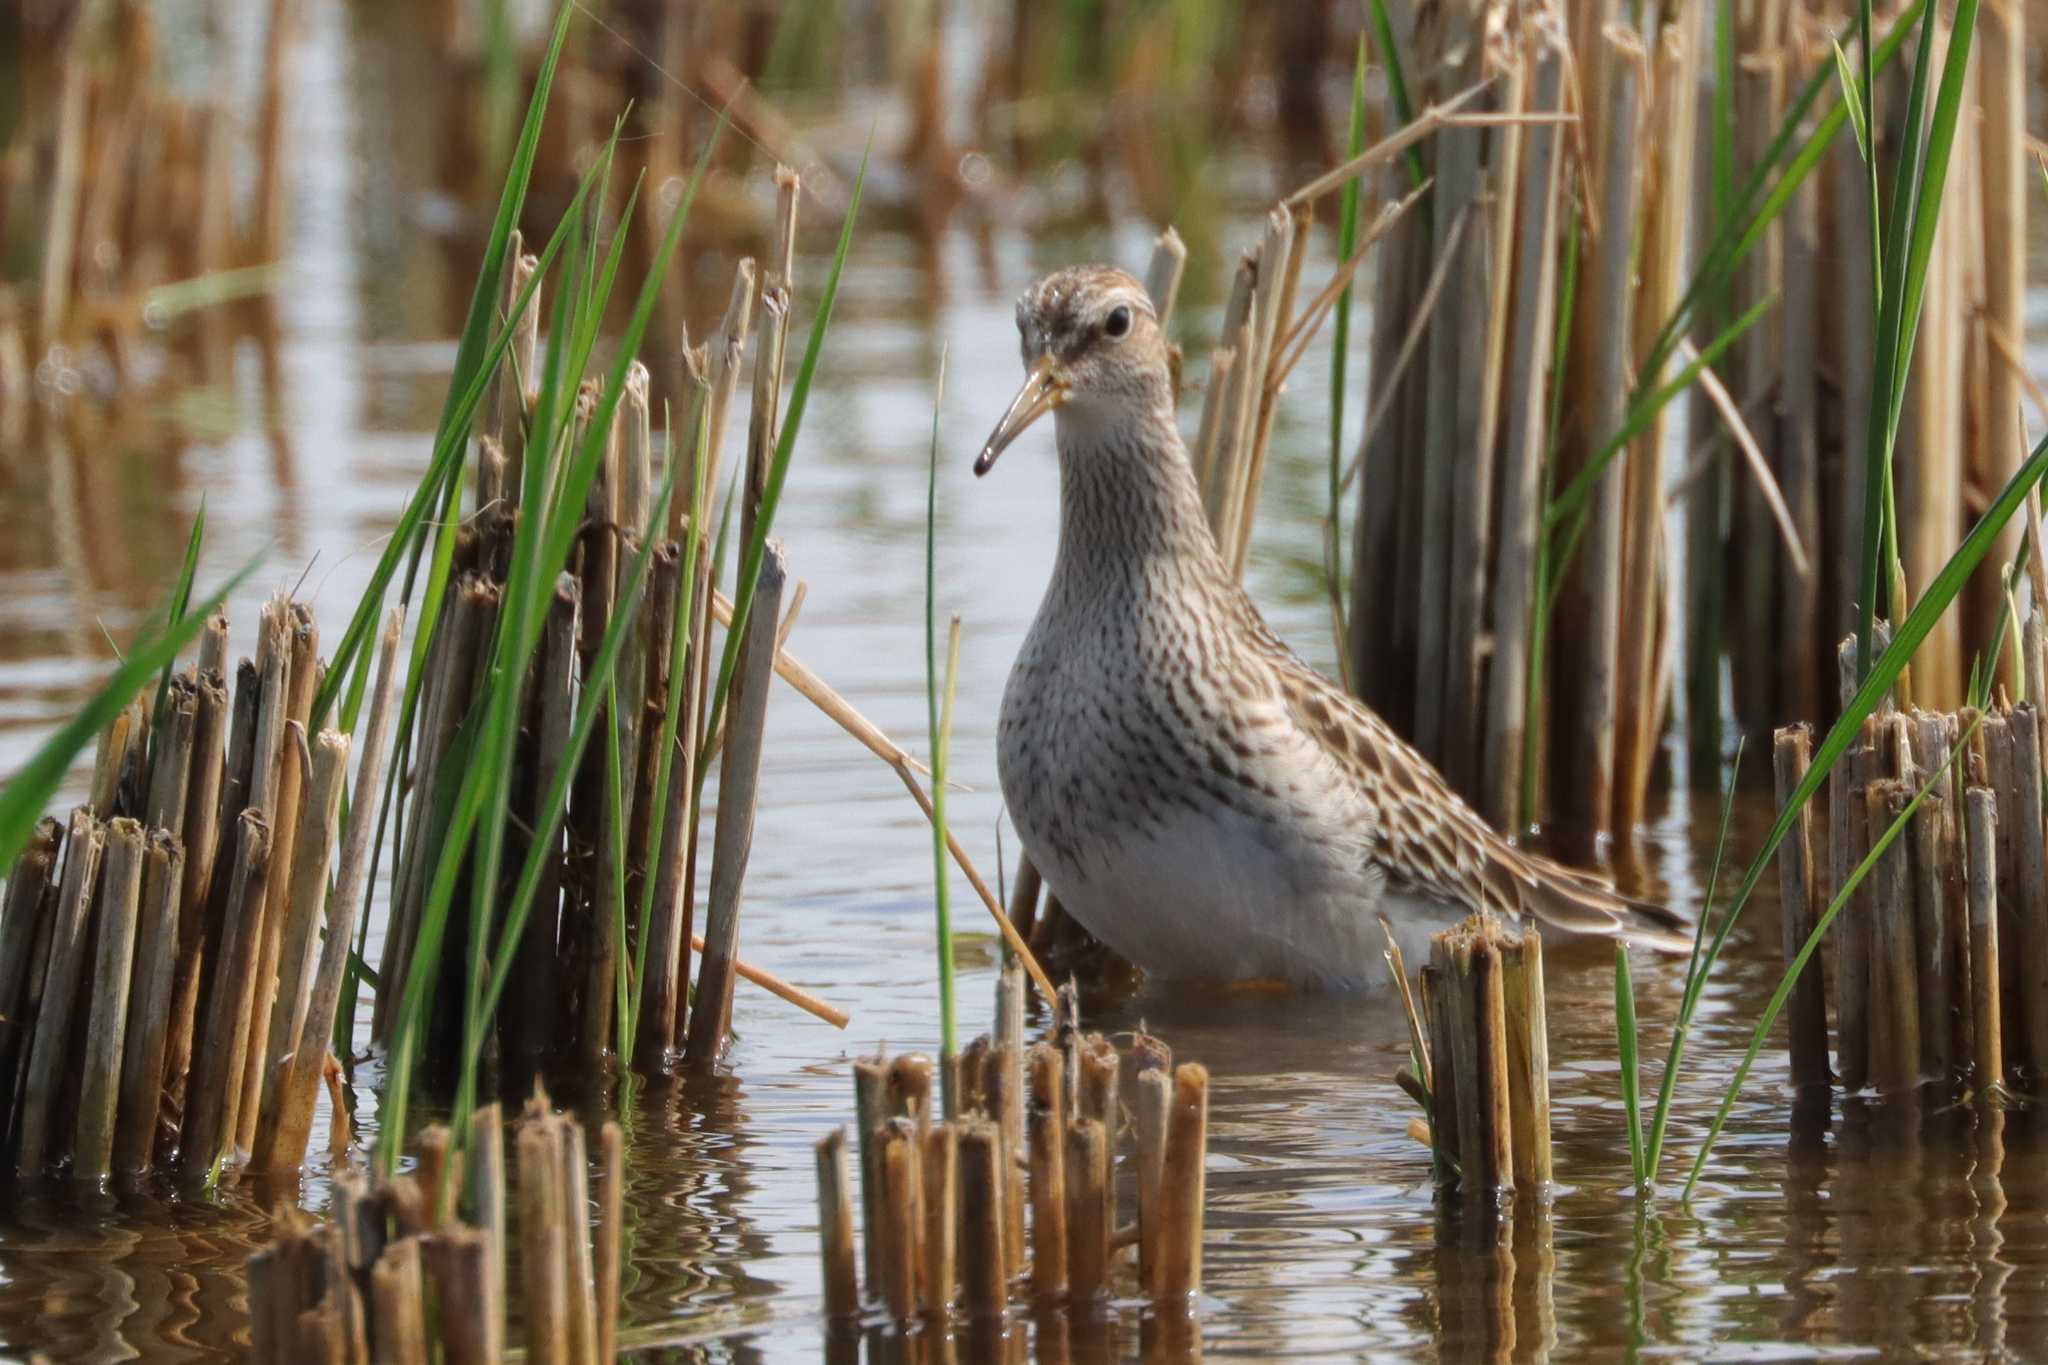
974, 353, 1064, 477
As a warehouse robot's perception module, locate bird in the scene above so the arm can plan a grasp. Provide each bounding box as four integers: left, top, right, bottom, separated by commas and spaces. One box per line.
974, 264, 1689, 990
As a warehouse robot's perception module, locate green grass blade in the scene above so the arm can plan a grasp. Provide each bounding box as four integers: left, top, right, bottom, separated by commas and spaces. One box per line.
1644, 739, 1743, 1181
1364, 0, 1423, 191
0, 554, 261, 869
1615, 943, 1645, 1189
925, 349, 957, 1090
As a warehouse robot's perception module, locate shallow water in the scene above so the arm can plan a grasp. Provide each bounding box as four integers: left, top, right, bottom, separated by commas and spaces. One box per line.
7, 8, 2048, 1362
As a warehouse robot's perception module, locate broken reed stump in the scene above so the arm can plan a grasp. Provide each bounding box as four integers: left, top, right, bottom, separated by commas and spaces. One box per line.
0, 593, 400, 1190
1772, 632, 2048, 1101
819, 990, 1208, 1329
248, 1089, 622, 1364
1408, 913, 1552, 1203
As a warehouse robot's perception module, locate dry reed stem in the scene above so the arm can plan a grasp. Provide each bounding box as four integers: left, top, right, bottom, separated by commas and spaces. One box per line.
853, 1054, 887, 1289
108, 829, 179, 1176
1284, 83, 1538, 206
464, 1102, 506, 1356
557, 1118, 598, 1364
1554, 26, 1645, 848
1154, 1062, 1209, 1303
16, 809, 104, 1177
255, 728, 349, 1151
236, 713, 306, 1155
163, 666, 228, 1125
1065, 1116, 1110, 1305
1027, 1044, 1068, 1301
514, 578, 578, 1072
1143, 227, 1187, 330
875, 1119, 920, 1322
956, 1118, 1007, 1319
421, 1228, 495, 1365
1497, 924, 1551, 1193
1133, 1039, 1172, 1295
922, 1122, 957, 1318
1773, 726, 1829, 1094
985, 1039, 1026, 1274
146, 672, 199, 836
180, 809, 270, 1181
1968, 786, 2004, 1089
684, 541, 786, 1068
1870, 781, 1922, 1096
816, 1127, 859, 1318
371, 1237, 429, 1365
1909, 766, 1955, 1084
262, 609, 400, 1174
516, 1118, 568, 1365
0, 818, 62, 1136
75, 817, 147, 1183
1481, 21, 1567, 831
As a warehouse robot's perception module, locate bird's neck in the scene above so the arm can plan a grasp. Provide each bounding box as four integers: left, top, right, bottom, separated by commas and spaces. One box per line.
1049, 403, 1229, 596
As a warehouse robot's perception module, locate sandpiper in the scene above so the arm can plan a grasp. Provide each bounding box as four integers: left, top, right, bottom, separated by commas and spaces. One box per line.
975, 264, 1687, 989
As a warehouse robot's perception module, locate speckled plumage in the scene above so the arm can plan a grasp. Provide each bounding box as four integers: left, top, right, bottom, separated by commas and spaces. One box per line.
982, 266, 1686, 989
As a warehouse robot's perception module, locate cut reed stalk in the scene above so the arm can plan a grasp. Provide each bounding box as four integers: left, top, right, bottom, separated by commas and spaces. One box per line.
146, 672, 199, 836
986, 1039, 1026, 1275
16, 809, 103, 1178
874, 1118, 920, 1322
1869, 780, 1922, 1096
1423, 913, 1517, 1195
1773, 725, 1828, 1093
1153, 1062, 1209, 1303
1909, 764, 1954, 1082
262, 610, 400, 1175
921, 1120, 956, 1318
0, 817, 62, 1135
255, 728, 349, 1146
2007, 700, 2048, 1073
516, 1115, 568, 1365
75, 817, 147, 1184
236, 715, 306, 1155
956, 1118, 1007, 1318
816, 1126, 859, 1319
180, 809, 270, 1181
1026, 1043, 1068, 1301
1133, 1034, 1172, 1295
465, 1101, 506, 1356
1967, 785, 2004, 1089
1064, 1116, 1110, 1304
683, 540, 787, 1067
853, 1053, 887, 1290
1497, 925, 1551, 1192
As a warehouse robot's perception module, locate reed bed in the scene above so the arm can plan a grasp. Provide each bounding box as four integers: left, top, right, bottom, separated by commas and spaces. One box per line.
1768, 612, 2048, 1103
245, 1087, 619, 1364
0, 584, 389, 1189
0, 0, 299, 413
819, 962, 1210, 1336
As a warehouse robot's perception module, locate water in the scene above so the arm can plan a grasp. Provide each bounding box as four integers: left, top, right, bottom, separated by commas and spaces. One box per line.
5, 11, 2048, 1362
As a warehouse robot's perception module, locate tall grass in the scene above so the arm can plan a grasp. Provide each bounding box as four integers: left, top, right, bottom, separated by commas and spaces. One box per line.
1325, 39, 1367, 685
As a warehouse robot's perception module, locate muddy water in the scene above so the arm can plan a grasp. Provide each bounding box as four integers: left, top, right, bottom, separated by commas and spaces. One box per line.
8, 11, 2048, 1364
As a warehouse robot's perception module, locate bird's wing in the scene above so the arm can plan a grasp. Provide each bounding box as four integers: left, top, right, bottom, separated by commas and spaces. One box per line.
1235, 597, 1690, 950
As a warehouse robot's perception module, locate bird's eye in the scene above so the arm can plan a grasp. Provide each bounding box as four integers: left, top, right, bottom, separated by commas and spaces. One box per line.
1103, 305, 1133, 340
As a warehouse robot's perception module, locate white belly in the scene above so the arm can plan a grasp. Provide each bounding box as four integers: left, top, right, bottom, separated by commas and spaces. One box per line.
1025, 801, 1462, 991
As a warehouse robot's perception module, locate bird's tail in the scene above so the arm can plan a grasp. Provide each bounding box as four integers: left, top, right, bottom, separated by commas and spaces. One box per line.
1510, 850, 1694, 953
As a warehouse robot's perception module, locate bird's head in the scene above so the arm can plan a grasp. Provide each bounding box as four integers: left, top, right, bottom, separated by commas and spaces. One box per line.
974, 265, 1170, 476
